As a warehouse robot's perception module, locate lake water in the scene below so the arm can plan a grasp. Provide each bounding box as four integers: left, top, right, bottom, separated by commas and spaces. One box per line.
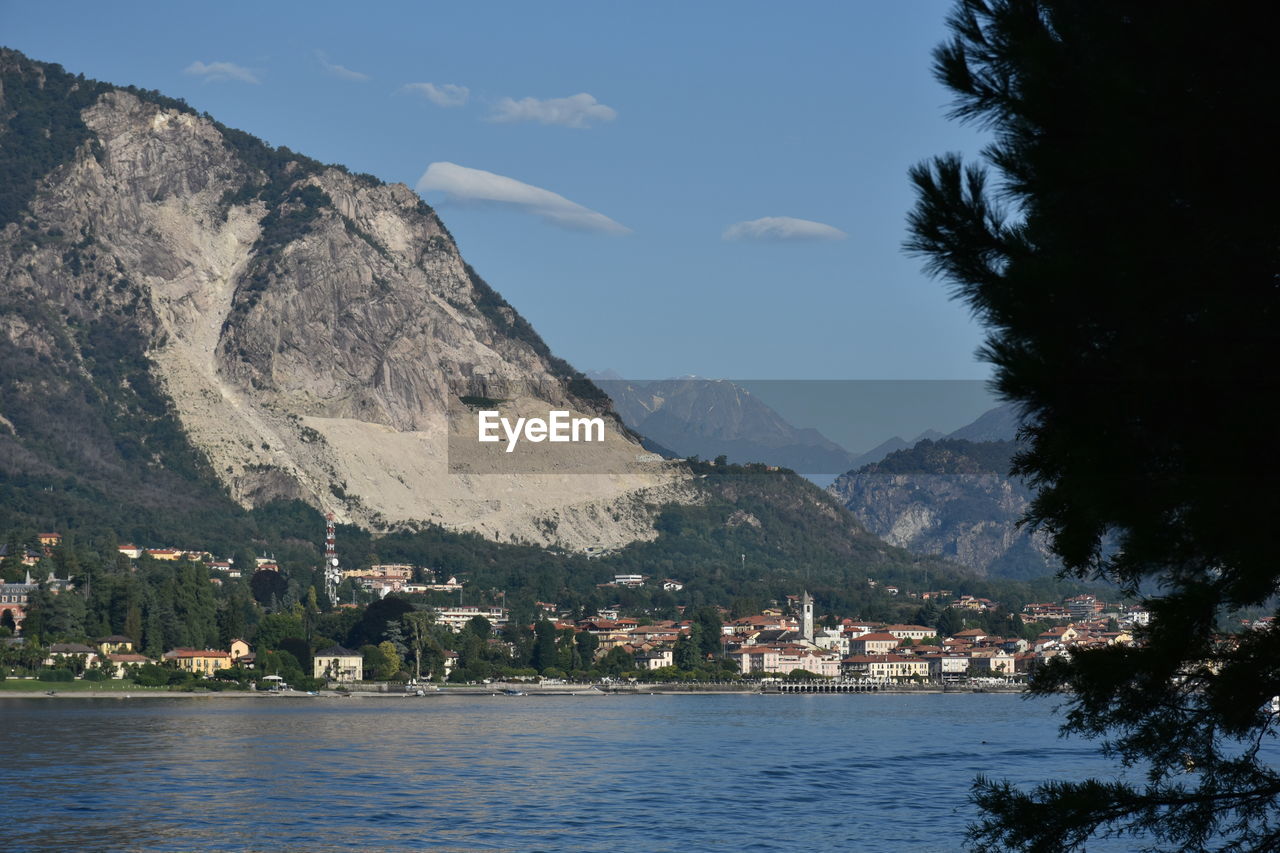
2, 693, 1129, 852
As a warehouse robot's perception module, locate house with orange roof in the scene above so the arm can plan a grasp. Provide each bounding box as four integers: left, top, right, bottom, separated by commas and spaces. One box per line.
735, 644, 839, 677
163, 648, 233, 675
848, 632, 900, 655
885, 624, 936, 641
106, 653, 152, 678
841, 654, 929, 680
1035, 625, 1079, 649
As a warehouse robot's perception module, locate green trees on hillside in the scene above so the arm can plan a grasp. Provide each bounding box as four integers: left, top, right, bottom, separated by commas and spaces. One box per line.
0, 50, 111, 227
908, 2, 1280, 849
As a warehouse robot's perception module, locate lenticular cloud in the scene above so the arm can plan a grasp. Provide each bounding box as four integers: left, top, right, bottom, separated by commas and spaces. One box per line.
416, 162, 630, 234
722, 216, 847, 242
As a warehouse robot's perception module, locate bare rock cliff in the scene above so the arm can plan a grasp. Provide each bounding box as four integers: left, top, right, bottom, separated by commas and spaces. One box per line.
0, 54, 690, 548
829, 439, 1056, 578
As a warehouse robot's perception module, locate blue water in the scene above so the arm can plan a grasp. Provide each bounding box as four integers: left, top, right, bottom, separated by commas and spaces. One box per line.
2, 693, 1126, 852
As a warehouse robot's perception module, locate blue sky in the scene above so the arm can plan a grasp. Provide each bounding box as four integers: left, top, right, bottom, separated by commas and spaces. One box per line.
3, 1, 992, 382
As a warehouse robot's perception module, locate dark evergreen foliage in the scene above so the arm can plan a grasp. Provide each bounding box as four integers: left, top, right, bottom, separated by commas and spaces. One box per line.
863, 438, 1017, 477
0, 49, 111, 228
907, 2, 1280, 850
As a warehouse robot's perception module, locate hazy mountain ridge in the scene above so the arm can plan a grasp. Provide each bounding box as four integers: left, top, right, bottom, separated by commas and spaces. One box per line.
845, 403, 1019, 468
593, 376, 856, 474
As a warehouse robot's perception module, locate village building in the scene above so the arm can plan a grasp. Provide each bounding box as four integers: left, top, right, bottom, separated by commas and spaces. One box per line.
735, 645, 840, 677
841, 654, 931, 680
229, 639, 251, 662
0, 579, 35, 630
925, 655, 972, 681
314, 646, 363, 682
45, 643, 98, 668
0, 543, 45, 567
96, 635, 134, 655
968, 650, 1016, 675
1065, 594, 1103, 621
105, 653, 151, 678
884, 624, 936, 641
164, 648, 233, 675
848, 632, 900, 655
635, 648, 675, 670
432, 605, 509, 632
441, 649, 459, 677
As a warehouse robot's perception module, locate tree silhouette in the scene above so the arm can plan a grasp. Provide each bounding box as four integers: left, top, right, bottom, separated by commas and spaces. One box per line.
907, 2, 1280, 850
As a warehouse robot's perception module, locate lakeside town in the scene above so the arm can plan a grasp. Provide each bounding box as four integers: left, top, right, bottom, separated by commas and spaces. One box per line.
0, 529, 1217, 694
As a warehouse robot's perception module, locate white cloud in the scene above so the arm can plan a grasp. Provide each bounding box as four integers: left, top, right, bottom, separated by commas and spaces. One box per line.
489, 93, 617, 128
317, 52, 370, 82
183, 60, 259, 85
416, 162, 629, 234
402, 82, 470, 107
722, 216, 847, 243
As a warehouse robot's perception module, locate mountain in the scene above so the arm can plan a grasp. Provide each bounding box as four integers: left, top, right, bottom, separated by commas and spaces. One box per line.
592, 376, 856, 474
944, 403, 1021, 443
843, 404, 1019, 470
0, 49, 1101, 621
0, 48, 690, 550
829, 438, 1056, 579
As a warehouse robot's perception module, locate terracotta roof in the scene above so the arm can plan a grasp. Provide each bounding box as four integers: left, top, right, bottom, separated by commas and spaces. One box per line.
851, 632, 899, 643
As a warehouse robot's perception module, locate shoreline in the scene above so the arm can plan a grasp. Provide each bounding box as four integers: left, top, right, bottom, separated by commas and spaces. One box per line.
0, 682, 1026, 700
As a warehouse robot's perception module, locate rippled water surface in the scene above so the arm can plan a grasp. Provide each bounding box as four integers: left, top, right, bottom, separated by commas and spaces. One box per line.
3, 693, 1126, 851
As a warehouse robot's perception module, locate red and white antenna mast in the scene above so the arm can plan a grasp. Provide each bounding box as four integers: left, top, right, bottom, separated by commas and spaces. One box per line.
323, 512, 340, 602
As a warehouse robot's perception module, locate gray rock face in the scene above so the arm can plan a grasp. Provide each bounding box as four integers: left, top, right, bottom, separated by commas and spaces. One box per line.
0, 79, 688, 547
829, 440, 1056, 578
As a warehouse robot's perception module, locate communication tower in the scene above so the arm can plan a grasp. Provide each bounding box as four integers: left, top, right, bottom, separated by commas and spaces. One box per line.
323, 512, 341, 602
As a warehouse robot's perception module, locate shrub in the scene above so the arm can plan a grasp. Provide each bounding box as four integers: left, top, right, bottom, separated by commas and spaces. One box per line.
36, 668, 74, 682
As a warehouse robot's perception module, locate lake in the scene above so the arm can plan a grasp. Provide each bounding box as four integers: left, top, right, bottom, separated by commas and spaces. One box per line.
1, 693, 1126, 852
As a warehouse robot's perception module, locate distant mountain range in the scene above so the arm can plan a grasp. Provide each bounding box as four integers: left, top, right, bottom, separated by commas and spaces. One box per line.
590, 371, 1046, 578
594, 371, 1023, 476
847, 403, 1021, 468
590, 375, 858, 474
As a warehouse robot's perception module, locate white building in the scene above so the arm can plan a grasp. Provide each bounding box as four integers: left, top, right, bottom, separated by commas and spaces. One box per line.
735, 645, 840, 678
432, 605, 509, 632
314, 645, 363, 682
